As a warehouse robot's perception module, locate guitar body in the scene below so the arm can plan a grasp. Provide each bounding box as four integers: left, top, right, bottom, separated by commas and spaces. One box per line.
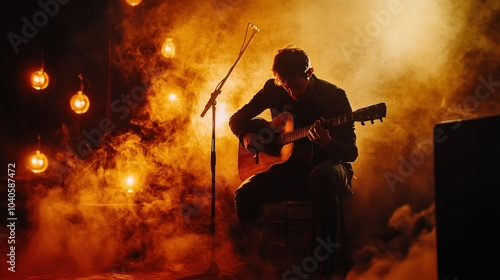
237, 112, 296, 181
236, 103, 387, 181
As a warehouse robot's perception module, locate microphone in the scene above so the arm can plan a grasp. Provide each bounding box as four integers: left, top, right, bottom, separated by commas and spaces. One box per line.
249, 23, 261, 34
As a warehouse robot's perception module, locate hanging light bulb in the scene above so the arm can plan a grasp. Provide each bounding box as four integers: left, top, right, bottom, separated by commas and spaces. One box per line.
31, 50, 50, 90
125, 0, 142, 6
31, 69, 50, 90
124, 175, 135, 193
70, 90, 90, 114
161, 37, 176, 58
27, 136, 49, 174
70, 74, 90, 114
28, 150, 49, 174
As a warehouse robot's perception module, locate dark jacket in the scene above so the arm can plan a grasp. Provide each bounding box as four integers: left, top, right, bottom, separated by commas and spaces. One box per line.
229, 74, 358, 169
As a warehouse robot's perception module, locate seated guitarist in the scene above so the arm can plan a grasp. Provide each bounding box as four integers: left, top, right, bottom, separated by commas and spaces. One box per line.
229, 45, 358, 280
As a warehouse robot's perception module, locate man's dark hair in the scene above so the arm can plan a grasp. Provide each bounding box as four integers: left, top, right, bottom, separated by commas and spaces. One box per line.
272, 45, 311, 86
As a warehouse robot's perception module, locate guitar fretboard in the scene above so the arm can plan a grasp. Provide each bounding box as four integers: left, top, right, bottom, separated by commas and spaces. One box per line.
279, 113, 353, 145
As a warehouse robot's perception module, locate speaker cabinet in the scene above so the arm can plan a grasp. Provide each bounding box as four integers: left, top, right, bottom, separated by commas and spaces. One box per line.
434, 114, 500, 279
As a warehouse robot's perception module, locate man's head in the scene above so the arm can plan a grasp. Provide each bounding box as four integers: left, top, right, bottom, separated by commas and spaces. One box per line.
272, 46, 314, 98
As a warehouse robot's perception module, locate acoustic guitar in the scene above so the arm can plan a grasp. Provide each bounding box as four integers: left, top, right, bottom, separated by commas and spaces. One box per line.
237, 102, 387, 181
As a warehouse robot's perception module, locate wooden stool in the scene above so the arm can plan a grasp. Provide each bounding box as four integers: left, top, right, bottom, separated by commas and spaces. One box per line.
262, 200, 315, 265
261, 199, 350, 276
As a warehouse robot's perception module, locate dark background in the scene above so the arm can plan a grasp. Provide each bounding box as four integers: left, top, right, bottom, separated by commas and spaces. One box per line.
1, 1, 500, 279
1, 0, 137, 166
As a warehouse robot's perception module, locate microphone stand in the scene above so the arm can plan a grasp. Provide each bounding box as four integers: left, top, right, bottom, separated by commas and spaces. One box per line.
178, 24, 259, 280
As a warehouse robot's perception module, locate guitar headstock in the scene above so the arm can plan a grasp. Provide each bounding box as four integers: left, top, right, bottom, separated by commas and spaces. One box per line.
353, 102, 387, 125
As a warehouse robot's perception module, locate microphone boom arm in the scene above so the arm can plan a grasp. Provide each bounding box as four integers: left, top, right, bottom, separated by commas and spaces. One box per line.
200, 24, 260, 118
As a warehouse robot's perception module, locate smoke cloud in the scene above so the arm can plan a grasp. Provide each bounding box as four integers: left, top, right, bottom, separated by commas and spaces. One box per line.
9, 0, 499, 279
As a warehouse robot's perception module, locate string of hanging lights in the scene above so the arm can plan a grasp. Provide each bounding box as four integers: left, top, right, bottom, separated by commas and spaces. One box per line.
24, 0, 178, 181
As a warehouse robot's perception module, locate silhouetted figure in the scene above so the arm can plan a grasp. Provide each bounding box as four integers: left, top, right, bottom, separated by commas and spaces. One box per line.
229, 46, 358, 280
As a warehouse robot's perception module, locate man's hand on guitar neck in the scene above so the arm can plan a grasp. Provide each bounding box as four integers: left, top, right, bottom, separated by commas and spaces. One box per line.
308, 118, 332, 148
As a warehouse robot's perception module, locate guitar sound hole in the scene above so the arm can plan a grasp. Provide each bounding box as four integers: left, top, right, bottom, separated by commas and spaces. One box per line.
249, 117, 285, 157
263, 137, 282, 157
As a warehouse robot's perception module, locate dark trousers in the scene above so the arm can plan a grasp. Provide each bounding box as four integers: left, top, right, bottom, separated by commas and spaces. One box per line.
234, 160, 351, 277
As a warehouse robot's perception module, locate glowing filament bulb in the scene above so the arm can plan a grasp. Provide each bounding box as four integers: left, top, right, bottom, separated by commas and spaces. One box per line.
28, 150, 49, 174
168, 93, 177, 101
70, 90, 90, 114
125, 0, 142, 6
31, 69, 50, 90
125, 175, 135, 193
161, 38, 176, 58
125, 176, 135, 186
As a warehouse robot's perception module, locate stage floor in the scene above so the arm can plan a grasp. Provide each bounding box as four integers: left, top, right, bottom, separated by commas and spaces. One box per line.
4, 271, 240, 280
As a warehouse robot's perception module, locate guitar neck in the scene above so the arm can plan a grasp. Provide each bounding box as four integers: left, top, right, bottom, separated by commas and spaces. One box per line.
279, 113, 353, 145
